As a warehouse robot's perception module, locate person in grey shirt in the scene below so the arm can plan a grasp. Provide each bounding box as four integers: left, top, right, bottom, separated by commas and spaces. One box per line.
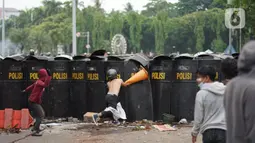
224, 41, 255, 143
192, 66, 226, 143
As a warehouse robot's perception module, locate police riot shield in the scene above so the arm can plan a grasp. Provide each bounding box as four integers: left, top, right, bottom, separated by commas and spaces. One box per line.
2, 56, 26, 109
150, 56, 172, 121
47, 55, 72, 118
70, 56, 88, 119
86, 57, 106, 113
195, 54, 222, 81
124, 60, 153, 122
0, 59, 3, 109
171, 55, 198, 121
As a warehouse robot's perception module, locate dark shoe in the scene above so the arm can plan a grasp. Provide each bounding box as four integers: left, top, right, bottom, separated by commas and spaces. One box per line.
31, 131, 43, 136
92, 114, 99, 126
112, 120, 121, 126
31, 128, 43, 132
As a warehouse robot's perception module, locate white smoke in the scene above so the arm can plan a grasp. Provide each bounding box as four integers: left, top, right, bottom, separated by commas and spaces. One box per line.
0, 39, 21, 57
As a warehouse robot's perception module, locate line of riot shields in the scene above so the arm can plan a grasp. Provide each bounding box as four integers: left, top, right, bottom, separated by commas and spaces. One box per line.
0, 52, 235, 122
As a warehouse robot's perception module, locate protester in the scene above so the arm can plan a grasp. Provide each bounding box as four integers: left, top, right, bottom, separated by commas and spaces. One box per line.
22, 68, 51, 136
221, 57, 238, 85
191, 65, 226, 143
224, 41, 255, 143
92, 69, 126, 126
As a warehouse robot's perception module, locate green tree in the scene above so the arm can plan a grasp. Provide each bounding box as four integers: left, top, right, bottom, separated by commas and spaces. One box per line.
109, 11, 124, 39
153, 11, 169, 54
178, 0, 214, 15
92, 11, 107, 50
42, 0, 63, 17
28, 26, 53, 53
141, 0, 174, 17
126, 12, 143, 52
124, 2, 134, 12
31, 7, 45, 25
8, 28, 30, 52
6, 0, 253, 56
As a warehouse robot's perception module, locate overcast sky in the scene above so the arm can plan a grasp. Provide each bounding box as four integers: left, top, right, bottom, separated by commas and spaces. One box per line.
0, 0, 179, 12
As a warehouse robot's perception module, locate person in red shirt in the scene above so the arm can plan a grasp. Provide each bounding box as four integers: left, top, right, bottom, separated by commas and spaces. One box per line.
22, 68, 51, 136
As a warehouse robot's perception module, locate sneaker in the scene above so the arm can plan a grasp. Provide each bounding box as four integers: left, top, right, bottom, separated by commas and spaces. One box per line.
31, 131, 43, 136
31, 128, 44, 132
112, 120, 120, 126
120, 120, 126, 125
92, 114, 99, 126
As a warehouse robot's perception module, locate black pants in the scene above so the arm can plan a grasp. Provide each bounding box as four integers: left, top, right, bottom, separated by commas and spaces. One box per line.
29, 101, 45, 132
101, 94, 118, 119
203, 129, 226, 143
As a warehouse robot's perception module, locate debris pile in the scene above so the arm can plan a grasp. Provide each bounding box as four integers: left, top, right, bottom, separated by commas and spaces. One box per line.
1, 124, 21, 134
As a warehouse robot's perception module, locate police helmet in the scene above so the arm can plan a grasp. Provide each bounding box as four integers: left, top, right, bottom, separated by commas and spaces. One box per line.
107, 69, 117, 81
29, 49, 35, 56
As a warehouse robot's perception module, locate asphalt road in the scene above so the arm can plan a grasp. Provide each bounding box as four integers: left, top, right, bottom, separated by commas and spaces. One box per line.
0, 123, 202, 143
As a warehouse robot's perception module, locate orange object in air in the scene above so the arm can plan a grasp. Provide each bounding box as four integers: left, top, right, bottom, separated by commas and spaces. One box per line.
124, 66, 148, 86
0, 110, 4, 128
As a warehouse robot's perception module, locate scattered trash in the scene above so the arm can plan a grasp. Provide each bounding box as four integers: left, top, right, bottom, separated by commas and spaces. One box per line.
2, 124, 21, 134
56, 118, 68, 123
154, 120, 164, 125
132, 126, 145, 131
162, 114, 175, 124
43, 118, 67, 124
67, 117, 80, 123
178, 118, 188, 124
153, 124, 177, 131
104, 121, 110, 124
45, 123, 61, 127
145, 124, 151, 130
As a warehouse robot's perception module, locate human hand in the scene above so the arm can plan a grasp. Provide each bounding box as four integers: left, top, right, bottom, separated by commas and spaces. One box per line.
122, 82, 129, 87
192, 135, 197, 143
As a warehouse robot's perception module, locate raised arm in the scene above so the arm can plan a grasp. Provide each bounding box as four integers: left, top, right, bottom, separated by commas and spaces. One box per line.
25, 83, 35, 92
37, 76, 52, 88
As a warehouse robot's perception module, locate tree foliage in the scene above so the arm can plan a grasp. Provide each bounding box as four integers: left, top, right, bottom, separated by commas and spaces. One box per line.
5, 0, 254, 55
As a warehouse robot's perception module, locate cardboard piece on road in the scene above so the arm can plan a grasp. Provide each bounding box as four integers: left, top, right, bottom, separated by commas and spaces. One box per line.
83, 112, 98, 122
153, 124, 177, 132
84, 112, 97, 117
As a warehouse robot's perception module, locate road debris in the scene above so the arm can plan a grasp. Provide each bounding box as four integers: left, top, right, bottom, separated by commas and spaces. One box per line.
2, 124, 21, 134
178, 118, 188, 124
153, 124, 177, 131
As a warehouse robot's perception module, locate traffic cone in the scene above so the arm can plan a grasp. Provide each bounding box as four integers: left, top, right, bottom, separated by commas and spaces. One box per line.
124, 67, 148, 86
